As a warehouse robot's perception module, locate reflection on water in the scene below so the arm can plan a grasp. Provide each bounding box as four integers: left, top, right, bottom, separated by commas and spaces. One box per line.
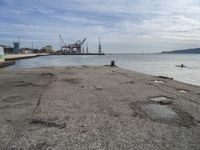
4, 54, 200, 86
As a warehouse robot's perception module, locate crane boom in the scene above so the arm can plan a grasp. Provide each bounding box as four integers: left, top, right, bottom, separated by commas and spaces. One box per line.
81, 38, 86, 46
59, 34, 66, 46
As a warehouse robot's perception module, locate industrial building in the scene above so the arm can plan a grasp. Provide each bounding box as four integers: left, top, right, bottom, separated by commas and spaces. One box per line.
13, 42, 20, 53
0, 46, 5, 62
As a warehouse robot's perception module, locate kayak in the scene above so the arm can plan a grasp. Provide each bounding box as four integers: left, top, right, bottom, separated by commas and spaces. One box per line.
176, 65, 186, 68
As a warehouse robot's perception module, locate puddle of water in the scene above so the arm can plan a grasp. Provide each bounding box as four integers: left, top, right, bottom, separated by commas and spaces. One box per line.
178, 90, 188, 93
130, 101, 197, 127
150, 96, 173, 105
142, 104, 177, 119
150, 96, 168, 102
153, 80, 165, 84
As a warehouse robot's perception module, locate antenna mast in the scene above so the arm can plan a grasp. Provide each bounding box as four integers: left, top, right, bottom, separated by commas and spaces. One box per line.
86, 43, 89, 53
98, 37, 102, 54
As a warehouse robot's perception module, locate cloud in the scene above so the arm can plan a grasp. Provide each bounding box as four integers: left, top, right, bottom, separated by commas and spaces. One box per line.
0, 0, 200, 52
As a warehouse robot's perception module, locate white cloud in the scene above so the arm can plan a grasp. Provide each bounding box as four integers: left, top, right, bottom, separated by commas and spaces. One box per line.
1, 0, 200, 52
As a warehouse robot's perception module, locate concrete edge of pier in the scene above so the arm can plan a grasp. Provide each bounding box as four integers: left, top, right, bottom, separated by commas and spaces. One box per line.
4, 53, 50, 61
0, 61, 15, 68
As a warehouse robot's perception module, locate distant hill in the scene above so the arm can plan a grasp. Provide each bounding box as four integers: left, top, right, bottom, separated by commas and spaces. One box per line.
162, 48, 200, 54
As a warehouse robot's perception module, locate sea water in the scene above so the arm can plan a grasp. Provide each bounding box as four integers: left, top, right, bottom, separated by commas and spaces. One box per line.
4, 54, 200, 86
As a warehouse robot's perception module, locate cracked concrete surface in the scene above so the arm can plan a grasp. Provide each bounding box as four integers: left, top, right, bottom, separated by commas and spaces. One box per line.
0, 66, 200, 150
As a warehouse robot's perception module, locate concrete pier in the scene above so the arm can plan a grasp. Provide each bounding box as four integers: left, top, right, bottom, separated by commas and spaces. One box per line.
0, 66, 200, 149
4, 54, 38, 60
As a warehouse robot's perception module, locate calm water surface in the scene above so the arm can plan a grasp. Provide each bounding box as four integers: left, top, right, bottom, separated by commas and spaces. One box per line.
4, 54, 200, 86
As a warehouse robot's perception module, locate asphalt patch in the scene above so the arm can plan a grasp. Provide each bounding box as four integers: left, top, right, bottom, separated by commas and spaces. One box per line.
129, 101, 197, 127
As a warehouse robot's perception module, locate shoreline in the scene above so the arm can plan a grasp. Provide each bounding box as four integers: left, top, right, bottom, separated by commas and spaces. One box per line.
3, 64, 200, 88
1, 54, 200, 87
0, 61, 15, 68
0, 66, 200, 149
4, 53, 49, 61
0, 53, 49, 68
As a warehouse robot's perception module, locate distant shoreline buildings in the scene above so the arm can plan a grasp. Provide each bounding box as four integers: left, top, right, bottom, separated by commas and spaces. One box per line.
1, 36, 104, 55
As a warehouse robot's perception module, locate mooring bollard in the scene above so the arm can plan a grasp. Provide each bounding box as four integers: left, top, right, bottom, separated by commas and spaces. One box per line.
111, 60, 115, 66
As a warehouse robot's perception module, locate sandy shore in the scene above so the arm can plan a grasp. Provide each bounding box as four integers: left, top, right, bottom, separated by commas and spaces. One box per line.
0, 66, 200, 149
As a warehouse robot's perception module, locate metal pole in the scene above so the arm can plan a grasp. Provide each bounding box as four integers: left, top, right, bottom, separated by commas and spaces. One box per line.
18, 36, 21, 53
31, 41, 33, 51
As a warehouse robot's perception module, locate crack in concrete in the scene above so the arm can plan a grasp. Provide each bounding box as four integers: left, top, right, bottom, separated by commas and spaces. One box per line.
31, 118, 66, 129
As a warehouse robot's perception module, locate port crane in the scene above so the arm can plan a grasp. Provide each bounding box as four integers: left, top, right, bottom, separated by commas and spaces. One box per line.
59, 34, 87, 54
59, 34, 66, 51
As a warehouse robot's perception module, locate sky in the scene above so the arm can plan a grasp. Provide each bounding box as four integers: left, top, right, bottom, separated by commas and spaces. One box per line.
0, 0, 200, 53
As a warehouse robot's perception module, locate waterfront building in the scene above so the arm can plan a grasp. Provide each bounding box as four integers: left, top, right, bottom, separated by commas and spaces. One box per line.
0, 46, 5, 62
